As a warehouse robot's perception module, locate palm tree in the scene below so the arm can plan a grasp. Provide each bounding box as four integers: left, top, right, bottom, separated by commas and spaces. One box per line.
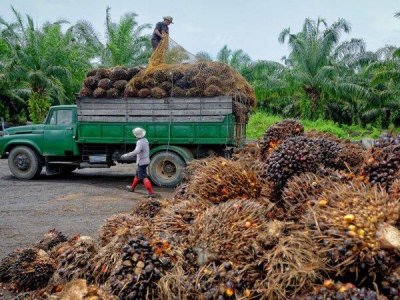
277, 18, 369, 119
216, 45, 251, 71
195, 51, 213, 61
101, 7, 152, 67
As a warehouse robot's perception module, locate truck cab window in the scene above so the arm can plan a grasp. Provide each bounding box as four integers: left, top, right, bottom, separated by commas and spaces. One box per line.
49, 110, 72, 125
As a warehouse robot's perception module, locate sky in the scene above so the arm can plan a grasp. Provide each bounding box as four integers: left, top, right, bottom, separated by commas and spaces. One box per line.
1, 0, 400, 62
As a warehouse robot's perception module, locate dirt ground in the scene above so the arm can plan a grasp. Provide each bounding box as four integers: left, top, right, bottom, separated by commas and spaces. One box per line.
0, 159, 174, 260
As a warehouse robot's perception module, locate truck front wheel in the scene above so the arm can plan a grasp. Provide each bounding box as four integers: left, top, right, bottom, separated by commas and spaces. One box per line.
149, 151, 185, 187
8, 146, 43, 179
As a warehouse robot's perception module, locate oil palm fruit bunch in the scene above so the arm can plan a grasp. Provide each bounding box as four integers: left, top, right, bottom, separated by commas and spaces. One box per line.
263, 136, 322, 189
35, 229, 68, 251
362, 134, 400, 189
259, 119, 304, 160
302, 183, 400, 282
282, 170, 349, 221
380, 266, 400, 299
108, 236, 172, 299
130, 199, 163, 219
99, 214, 138, 247
183, 157, 261, 204
389, 177, 400, 200
1, 248, 56, 291
296, 281, 385, 300
51, 236, 97, 284
109, 67, 128, 82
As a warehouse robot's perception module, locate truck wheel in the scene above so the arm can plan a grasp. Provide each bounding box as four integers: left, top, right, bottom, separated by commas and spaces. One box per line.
149, 151, 185, 187
8, 146, 43, 179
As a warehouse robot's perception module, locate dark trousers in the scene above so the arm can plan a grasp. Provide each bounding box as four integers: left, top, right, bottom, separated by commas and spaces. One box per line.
136, 164, 149, 180
151, 38, 160, 50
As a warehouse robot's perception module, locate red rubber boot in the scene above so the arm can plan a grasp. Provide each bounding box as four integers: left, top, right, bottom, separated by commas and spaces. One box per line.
143, 178, 155, 197
126, 176, 140, 192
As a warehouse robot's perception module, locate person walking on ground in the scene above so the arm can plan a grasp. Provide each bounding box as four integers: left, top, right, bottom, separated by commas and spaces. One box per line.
121, 127, 155, 197
151, 16, 173, 50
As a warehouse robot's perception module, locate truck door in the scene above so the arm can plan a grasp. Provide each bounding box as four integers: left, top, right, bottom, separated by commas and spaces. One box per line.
43, 108, 75, 156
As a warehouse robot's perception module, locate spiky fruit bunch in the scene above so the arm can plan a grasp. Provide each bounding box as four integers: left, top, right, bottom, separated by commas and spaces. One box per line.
83, 76, 98, 89
231, 141, 263, 176
389, 178, 400, 200
181, 157, 262, 203
106, 88, 119, 99
93, 87, 106, 98
79, 87, 93, 97
113, 79, 128, 91
35, 229, 68, 251
137, 88, 150, 98
263, 136, 322, 188
380, 266, 400, 299
171, 86, 186, 97
203, 84, 222, 97
51, 236, 97, 284
1, 248, 56, 291
152, 198, 211, 241
130, 199, 163, 219
108, 236, 172, 299
311, 137, 343, 168
96, 68, 110, 79
124, 85, 138, 97
109, 67, 128, 82
282, 171, 349, 220
127, 66, 142, 79
296, 281, 384, 300
187, 201, 273, 268
99, 214, 150, 247
97, 78, 112, 90
260, 119, 304, 160
256, 230, 326, 300
302, 183, 400, 281
151, 87, 167, 98
362, 134, 400, 189
43, 279, 116, 300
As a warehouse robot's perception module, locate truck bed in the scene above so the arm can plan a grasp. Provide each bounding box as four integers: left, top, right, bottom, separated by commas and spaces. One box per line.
76, 96, 245, 146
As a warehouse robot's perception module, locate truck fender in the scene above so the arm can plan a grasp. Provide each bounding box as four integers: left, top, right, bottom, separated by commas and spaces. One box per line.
149, 145, 194, 163
5, 140, 42, 156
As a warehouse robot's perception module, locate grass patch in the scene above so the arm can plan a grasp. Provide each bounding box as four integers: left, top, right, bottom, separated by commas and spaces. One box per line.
247, 111, 398, 140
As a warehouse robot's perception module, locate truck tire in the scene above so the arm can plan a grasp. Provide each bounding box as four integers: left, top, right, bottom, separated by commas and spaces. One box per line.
149, 151, 185, 187
8, 146, 43, 179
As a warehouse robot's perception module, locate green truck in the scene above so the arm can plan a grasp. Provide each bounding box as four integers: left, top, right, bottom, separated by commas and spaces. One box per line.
0, 96, 246, 187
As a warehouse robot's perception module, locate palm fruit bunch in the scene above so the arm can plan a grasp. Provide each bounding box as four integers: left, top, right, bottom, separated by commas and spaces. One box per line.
152, 198, 212, 242
50, 236, 97, 284
296, 280, 385, 300
263, 136, 323, 190
99, 214, 151, 247
302, 182, 400, 282
231, 141, 264, 177
389, 177, 400, 200
34, 229, 68, 251
0, 248, 56, 291
259, 119, 304, 160
38, 279, 116, 300
130, 199, 163, 219
80, 66, 142, 98
181, 157, 262, 204
362, 133, 400, 189
107, 236, 172, 299
380, 266, 400, 299
282, 170, 350, 221
255, 230, 326, 300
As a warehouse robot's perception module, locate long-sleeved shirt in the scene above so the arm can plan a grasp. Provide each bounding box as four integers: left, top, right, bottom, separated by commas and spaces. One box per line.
122, 138, 150, 166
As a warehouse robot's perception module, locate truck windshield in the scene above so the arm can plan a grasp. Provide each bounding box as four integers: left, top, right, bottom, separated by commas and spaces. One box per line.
48, 109, 72, 125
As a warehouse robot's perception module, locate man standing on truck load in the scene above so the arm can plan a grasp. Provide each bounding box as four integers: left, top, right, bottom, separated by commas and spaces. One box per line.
121, 128, 155, 197
151, 16, 173, 50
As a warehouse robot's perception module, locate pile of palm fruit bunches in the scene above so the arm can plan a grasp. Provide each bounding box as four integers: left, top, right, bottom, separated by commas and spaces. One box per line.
2, 119, 400, 300
79, 61, 256, 123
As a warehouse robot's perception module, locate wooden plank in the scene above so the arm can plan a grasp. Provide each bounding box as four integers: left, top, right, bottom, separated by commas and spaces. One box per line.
79, 109, 126, 116
78, 98, 126, 105
78, 116, 127, 122
127, 108, 232, 116
127, 116, 225, 122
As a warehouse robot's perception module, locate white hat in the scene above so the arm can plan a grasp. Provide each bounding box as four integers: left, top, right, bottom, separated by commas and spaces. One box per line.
132, 127, 146, 138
